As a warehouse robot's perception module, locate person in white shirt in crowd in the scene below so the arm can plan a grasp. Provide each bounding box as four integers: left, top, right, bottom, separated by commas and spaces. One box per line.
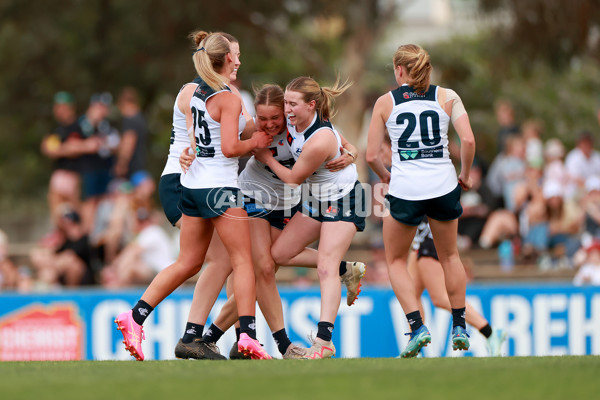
101, 208, 175, 288
565, 131, 600, 200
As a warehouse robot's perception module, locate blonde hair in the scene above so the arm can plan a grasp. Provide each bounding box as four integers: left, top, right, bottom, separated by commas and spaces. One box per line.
286, 76, 352, 121
393, 44, 432, 93
254, 84, 284, 109
189, 30, 238, 91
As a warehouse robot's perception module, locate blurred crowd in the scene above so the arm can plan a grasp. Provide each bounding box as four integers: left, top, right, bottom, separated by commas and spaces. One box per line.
2, 94, 600, 291
0, 89, 176, 291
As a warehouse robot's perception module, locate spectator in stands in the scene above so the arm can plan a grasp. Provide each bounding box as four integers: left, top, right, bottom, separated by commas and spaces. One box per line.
89, 179, 134, 265
573, 240, 600, 285
0, 229, 19, 290
457, 162, 492, 249
29, 205, 94, 287
580, 175, 600, 241
115, 87, 149, 179
543, 138, 568, 187
101, 207, 175, 288
521, 119, 544, 169
40, 92, 87, 225
537, 180, 583, 270
565, 131, 600, 201
129, 170, 156, 213
494, 99, 520, 154
79, 92, 120, 232
478, 136, 532, 251
486, 135, 527, 213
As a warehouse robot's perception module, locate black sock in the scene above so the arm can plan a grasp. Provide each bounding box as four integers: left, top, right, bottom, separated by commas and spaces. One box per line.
452, 307, 467, 329
235, 327, 241, 342
272, 329, 292, 355
406, 310, 423, 332
131, 300, 154, 325
339, 261, 347, 276
239, 316, 257, 340
316, 321, 334, 342
479, 323, 492, 339
202, 323, 225, 344
182, 322, 204, 344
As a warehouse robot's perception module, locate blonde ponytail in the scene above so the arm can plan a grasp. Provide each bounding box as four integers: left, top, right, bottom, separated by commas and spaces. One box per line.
393, 44, 432, 93
189, 30, 237, 91
286, 76, 352, 121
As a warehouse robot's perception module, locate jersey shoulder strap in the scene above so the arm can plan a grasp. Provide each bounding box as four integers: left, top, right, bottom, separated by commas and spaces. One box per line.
192, 77, 230, 101
304, 116, 333, 141
391, 84, 438, 106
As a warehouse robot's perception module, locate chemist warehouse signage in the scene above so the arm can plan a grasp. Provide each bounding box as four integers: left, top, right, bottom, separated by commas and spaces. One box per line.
0, 285, 598, 360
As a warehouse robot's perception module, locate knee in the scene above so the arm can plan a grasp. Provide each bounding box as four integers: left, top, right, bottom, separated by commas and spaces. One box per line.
437, 250, 460, 267
256, 258, 277, 282
316, 260, 336, 280
271, 247, 289, 267
176, 257, 203, 277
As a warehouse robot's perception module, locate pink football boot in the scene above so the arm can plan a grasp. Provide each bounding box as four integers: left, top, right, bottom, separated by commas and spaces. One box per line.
115, 310, 145, 361
237, 333, 272, 360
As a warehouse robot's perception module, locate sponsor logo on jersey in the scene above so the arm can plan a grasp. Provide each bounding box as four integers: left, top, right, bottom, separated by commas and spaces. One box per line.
278, 139, 284, 146
403, 91, 426, 99
400, 150, 419, 160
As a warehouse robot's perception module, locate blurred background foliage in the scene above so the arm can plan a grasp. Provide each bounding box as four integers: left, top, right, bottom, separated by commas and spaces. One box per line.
0, 0, 599, 229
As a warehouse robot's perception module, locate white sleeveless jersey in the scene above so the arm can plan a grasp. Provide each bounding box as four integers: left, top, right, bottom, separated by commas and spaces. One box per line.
386, 84, 456, 200
161, 79, 200, 177
182, 79, 246, 189
287, 114, 357, 201
239, 130, 301, 211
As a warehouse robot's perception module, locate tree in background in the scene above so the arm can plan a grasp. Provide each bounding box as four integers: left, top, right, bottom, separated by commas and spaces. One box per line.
0, 0, 396, 215
1, 0, 600, 217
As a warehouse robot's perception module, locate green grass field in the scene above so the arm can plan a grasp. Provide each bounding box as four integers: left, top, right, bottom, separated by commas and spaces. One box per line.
1, 356, 598, 400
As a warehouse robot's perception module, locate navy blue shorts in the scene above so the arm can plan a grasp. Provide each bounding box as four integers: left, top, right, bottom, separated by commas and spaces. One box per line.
417, 236, 439, 260
159, 173, 183, 226
386, 184, 463, 226
180, 186, 244, 219
244, 196, 298, 230
300, 181, 366, 232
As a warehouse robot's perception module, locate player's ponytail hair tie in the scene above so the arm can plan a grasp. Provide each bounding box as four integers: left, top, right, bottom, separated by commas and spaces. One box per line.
195, 47, 206, 53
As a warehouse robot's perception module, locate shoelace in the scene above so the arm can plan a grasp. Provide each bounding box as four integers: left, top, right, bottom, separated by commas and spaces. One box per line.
127, 319, 145, 341
288, 345, 306, 356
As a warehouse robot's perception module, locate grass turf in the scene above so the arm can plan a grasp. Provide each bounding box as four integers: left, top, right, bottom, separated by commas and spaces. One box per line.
1, 356, 598, 400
